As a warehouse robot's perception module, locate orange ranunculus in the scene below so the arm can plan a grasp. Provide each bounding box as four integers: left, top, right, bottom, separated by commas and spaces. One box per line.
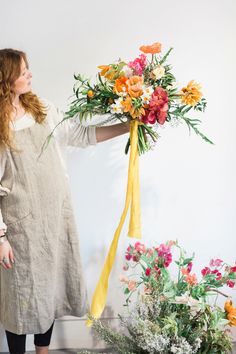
140, 42, 162, 54
225, 299, 236, 326
180, 80, 203, 106
113, 76, 128, 94
121, 96, 145, 119
126, 76, 143, 98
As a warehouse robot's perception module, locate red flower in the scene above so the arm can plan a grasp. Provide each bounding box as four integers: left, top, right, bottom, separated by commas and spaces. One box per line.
211, 269, 222, 281
125, 253, 132, 261
141, 87, 169, 125
227, 280, 235, 288
187, 262, 193, 274
230, 266, 236, 273
145, 268, 151, 276
201, 267, 211, 276
132, 255, 138, 262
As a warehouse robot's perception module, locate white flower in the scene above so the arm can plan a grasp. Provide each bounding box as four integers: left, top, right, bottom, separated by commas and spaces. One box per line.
122, 65, 133, 78
151, 65, 165, 80
141, 86, 154, 104
110, 98, 124, 114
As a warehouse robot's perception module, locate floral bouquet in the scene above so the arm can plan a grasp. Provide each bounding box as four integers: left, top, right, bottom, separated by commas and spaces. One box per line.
88, 241, 236, 354
65, 42, 212, 155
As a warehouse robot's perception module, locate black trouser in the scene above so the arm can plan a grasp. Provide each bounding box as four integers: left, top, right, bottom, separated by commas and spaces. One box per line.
5, 321, 54, 354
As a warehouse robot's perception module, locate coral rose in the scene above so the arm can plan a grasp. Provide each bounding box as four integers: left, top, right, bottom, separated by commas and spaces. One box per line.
126, 76, 143, 98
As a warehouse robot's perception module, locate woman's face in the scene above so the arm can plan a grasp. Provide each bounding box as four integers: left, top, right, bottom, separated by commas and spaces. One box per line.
12, 58, 32, 96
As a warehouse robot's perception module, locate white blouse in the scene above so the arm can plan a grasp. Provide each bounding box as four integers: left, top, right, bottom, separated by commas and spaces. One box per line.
0, 100, 97, 231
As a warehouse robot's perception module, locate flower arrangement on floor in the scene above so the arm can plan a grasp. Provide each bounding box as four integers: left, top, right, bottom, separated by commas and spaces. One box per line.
86, 241, 236, 354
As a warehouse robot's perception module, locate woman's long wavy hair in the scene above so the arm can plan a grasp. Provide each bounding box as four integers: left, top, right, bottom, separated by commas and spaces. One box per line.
0, 49, 47, 151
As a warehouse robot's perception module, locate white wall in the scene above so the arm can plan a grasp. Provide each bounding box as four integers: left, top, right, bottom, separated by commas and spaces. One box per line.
0, 0, 236, 350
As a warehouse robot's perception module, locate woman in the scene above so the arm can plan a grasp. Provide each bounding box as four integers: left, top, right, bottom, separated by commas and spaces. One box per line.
0, 48, 129, 354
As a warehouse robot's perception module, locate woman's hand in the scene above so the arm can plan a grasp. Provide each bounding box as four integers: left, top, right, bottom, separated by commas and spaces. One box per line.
0, 240, 14, 269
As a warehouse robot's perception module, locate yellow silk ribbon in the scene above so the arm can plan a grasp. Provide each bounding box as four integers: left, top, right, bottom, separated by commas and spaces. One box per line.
86, 120, 141, 326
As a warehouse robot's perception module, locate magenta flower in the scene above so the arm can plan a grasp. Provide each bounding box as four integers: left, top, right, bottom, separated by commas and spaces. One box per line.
230, 266, 236, 273
134, 242, 146, 254
211, 269, 222, 281
145, 268, 151, 276
187, 262, 193, 274
125, 253, 132, 261
128, 54, 147, 76
227, 280, 235, 288
156, 243, 172, 267
201, 267, 211, 276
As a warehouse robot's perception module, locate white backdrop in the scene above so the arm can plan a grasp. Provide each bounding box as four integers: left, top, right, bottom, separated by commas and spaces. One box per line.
0, 0, 236, 350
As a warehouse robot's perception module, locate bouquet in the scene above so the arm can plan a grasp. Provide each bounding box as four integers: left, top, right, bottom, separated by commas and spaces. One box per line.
65, 42, 213, 155
88, 241, 236, 354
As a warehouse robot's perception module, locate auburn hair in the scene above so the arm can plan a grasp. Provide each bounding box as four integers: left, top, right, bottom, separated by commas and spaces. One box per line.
0, 48, 47, 151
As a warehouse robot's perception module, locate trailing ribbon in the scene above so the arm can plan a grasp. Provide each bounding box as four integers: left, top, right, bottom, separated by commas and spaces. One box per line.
86, 120, 141, 326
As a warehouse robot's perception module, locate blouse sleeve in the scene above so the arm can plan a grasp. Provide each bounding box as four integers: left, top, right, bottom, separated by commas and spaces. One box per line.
47, 101, 97, 148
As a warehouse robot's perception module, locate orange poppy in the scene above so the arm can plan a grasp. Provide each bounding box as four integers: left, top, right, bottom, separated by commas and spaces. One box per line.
140, 42, 162, 54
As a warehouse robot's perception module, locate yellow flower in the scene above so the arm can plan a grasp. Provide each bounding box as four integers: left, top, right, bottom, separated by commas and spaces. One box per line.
98, 65, 117, 80
180, 80, 202, 106
225, 299, 236, 326
121, 96, 145, 119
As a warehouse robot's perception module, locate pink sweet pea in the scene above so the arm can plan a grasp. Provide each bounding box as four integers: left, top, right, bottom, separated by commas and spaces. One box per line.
227, 280, 235, 288
128, 54, 147, 76
187, 262, 193, 274
134, 242, 146, 254
125, 253, 132, 261
201, 267, 211, 276
210, 258, 223, 267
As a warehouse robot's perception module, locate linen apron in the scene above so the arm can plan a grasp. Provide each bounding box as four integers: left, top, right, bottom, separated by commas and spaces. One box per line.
0, 118, 88, 334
